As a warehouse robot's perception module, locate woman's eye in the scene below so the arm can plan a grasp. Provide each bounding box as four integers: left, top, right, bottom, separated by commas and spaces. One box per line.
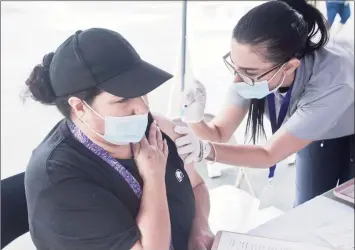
116, 98, 129, 104
245, 71, 257, 77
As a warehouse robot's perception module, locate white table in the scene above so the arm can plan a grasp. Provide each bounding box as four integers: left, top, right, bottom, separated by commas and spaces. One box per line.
248, 190, 354, 249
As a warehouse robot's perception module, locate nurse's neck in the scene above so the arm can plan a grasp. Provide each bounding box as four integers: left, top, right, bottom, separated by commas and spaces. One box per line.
281, 71, 296, 88
72, 118, 133, 160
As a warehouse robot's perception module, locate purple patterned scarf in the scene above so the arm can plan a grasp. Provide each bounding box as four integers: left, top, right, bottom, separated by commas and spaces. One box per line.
68, 121, 174, 249
68, 121, 142, 198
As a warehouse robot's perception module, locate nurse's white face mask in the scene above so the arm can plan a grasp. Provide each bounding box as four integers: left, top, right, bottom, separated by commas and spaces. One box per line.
223, 52, 288, 99
232, 63, 287, 99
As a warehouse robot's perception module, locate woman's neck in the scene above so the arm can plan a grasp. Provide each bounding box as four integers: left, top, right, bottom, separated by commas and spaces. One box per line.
282, 72, 296, 88
71, 119, 133, 159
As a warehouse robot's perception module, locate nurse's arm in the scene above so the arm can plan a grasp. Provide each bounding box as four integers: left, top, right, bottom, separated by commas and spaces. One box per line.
209, 127, 312, 168
191, 104, 249, 143
209, 82, 354, 168
190, 85, 251, 143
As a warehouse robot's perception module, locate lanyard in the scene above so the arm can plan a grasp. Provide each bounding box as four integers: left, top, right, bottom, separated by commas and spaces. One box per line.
68, 122, 174, 249
267, 85, 293, 179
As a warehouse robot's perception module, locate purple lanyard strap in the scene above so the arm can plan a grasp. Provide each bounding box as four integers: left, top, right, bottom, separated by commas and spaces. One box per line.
68, 122, 174, 249
69, 122, 142, 198
267, 85, 293, 179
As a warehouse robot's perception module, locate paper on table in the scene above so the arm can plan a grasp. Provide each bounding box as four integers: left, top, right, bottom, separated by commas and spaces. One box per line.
216, 232, 334, 250
315, 216, 354, 250
249, 196, 354, 247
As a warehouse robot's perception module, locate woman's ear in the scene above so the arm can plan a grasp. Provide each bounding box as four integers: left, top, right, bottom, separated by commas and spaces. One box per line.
142, 95, 149, 104
68, 97, 85, 119
284, 58, 300, 76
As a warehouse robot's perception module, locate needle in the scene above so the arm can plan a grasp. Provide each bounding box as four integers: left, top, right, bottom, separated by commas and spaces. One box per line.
184, 99, 195, 108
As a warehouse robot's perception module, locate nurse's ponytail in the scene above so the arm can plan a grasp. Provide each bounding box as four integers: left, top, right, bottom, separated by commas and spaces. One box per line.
233, 0, 329, 143
280, 0, 329, 56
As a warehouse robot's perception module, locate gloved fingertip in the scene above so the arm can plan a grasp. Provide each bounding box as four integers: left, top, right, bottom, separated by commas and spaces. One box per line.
184, 158, 192, 164
174, 126, 188, 134
184, 154, 196, 164
173, 126, 181, 133
196, 88, 205, 97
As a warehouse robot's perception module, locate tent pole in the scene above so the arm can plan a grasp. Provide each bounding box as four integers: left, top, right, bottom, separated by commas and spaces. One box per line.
180, 0, 188, 92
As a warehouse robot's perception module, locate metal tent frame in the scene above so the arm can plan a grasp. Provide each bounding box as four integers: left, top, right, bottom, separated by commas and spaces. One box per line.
180, 0, 188, 92
178, 1, 256, 196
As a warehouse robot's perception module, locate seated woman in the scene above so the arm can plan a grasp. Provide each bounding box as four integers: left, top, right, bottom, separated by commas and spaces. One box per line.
24, 28, 213, 250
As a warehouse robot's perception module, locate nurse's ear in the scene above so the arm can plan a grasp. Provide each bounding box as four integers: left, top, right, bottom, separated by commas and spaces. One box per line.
284, 58, 300, 76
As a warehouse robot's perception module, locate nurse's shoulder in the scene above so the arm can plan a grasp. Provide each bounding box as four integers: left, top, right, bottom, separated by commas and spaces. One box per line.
310, 39, 354, 89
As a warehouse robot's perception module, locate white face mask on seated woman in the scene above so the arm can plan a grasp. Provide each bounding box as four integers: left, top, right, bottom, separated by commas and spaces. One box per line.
80, 101, 148, 145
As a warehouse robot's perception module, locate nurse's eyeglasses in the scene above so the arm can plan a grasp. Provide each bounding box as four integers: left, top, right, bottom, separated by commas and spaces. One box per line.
223, 52, 286, 86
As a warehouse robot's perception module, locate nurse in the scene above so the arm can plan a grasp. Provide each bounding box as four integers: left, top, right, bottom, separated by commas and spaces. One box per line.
174, 0, 354, 206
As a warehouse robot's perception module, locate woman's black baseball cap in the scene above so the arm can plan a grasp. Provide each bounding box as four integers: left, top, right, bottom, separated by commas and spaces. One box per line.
49, 28, 173, 98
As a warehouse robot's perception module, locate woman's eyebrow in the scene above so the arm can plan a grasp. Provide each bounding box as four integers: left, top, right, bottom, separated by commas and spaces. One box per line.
108, 98, 126, 104
230, 58, 259, 72
238, 66, 259, 71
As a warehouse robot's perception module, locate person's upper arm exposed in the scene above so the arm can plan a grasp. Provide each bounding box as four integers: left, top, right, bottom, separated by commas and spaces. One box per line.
183, 162, 204, 189
153, 114, 204, 188
153, 113, 178, 141
33, 179, 140, 250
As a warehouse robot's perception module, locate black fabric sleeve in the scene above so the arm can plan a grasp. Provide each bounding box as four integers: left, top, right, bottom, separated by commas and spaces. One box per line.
31, 178, 140, 250
1, 172, 29, 248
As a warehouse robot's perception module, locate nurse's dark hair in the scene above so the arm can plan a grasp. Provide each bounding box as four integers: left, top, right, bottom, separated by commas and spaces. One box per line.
233, 0, 329, 143
22, 52, 101, 119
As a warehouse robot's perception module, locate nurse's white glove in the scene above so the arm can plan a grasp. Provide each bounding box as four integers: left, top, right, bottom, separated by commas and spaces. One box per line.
181, 80, 206, 124
174, 126, 212, 164
174, 126, 202, 164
